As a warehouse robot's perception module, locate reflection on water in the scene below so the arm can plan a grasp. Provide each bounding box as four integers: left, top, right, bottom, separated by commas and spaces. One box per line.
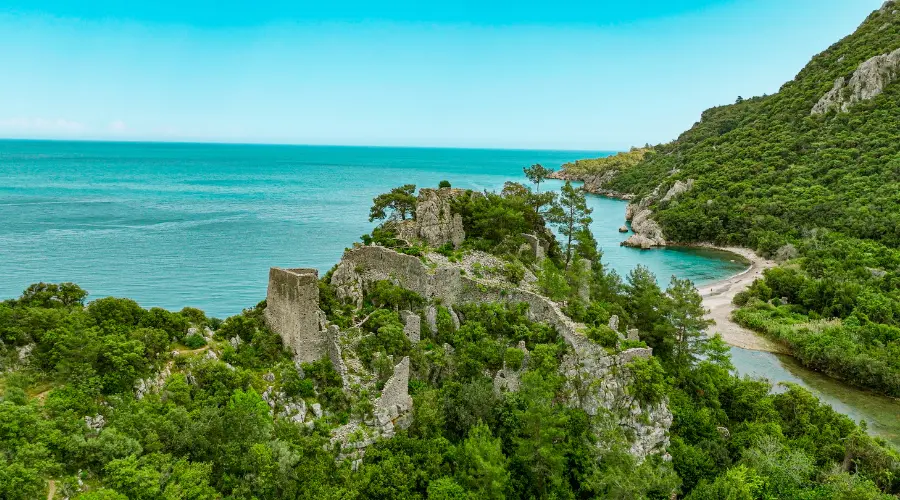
729, 346, 900, 448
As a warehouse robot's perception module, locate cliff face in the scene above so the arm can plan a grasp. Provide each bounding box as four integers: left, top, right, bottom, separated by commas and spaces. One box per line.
812, 47, 900, 115
397, 188, 465, 248
621, 180, 694, 249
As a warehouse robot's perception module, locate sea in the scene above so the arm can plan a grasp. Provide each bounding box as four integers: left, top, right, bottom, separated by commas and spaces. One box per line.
5, 139, 899, 445
0, 139, 746, 319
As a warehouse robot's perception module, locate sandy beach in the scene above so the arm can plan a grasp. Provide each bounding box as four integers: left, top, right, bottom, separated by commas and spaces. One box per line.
697, 246, 790, 354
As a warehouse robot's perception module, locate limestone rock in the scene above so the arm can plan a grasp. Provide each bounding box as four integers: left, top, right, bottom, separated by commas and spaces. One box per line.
449, 306, 461, 331
135, 364, 172, 400
622, 208, 666, 248
660, 179, 694, 203
400, 310, 421, 343
812, 47, 900, 115
85, 414, 106, 432
608, 315, 619, 332
16, 343, 34, 362
311, 403, 323, 419
413, 188, 465, 248
618, 225, 629, 233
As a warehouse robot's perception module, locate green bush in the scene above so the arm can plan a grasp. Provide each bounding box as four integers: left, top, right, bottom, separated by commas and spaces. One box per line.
586, 325, 619, 349
183, 333, 207, 349
504, 347, 525, 371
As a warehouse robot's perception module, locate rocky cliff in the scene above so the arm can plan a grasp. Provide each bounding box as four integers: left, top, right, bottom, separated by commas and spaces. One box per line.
397, 187, 465, 248
621, 179, 694, 249
812, 46, 900, 115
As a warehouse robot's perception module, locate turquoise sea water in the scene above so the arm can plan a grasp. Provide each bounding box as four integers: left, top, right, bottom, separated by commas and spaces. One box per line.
0, 140, 745, 318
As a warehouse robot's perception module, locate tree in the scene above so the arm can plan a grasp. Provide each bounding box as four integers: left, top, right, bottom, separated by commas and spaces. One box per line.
456, 423, 509, 499
625, 265, 664, 339
523, 164, 553, 193
369, 184, 417, 222
662, 277, 713, 371
546, 181, 593, 269
439, 180, 452, 188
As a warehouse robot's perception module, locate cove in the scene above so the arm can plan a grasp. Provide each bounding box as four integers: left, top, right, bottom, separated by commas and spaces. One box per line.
0, 141, 750, 318
561, 187, 900, 449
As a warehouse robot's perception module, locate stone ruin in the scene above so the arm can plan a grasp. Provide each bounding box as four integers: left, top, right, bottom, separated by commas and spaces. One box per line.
328, 244, 671, 459
262, 189, 672, 462
264, 266, 414, 463
264, 268, 328, 364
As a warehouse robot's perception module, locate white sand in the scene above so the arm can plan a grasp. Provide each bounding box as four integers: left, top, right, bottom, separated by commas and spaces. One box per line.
697, 246, 790, 354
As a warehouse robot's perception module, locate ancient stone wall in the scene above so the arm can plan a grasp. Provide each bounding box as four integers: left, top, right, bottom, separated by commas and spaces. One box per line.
329, 244, 667, 458
264, 268, 327, 364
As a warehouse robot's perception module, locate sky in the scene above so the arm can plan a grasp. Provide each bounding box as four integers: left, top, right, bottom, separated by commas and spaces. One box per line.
0, 0, 885, 150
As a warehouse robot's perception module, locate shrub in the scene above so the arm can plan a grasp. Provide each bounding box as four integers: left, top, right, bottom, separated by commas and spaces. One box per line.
503, 261, 526, 284
627, 356, 667, 405
586, 325, 619, 349
183, 333, 207, 349
504, 347, 525, 371
439, 180, 452, 188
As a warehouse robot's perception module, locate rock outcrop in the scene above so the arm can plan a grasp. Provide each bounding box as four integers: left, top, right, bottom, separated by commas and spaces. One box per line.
660, 179, 694, 203
331, 356, 414, 467
622, 179, 693, 249
398, 188, 465, 248
812, 47, 900, 115
623, 208, 667, 249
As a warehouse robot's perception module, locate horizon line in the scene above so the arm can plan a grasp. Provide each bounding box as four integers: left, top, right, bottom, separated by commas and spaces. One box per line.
0, 136, 624, 154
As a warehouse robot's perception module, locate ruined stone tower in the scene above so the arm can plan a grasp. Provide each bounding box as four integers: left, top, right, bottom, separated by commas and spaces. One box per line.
264, 268, 325, 363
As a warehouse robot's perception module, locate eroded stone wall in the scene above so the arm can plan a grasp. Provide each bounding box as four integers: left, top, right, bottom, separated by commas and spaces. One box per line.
264, 268, 327, 364
329, 244, 668, 458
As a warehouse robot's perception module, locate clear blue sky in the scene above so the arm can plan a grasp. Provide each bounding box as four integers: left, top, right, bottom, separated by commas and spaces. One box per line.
0, 0, 883, 150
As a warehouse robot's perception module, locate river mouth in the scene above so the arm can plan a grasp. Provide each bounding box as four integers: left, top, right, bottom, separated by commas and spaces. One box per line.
730, 346, 900, 448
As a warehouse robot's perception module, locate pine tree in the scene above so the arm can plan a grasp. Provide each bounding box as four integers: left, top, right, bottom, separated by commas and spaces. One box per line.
546, 181, 593, 269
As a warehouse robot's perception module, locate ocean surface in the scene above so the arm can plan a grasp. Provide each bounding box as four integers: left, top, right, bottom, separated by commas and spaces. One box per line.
3, 139, 897, 444
0, 140, 746, 318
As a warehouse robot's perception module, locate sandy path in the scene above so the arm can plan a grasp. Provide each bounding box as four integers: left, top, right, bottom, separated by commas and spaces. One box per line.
696, 246, 789, 354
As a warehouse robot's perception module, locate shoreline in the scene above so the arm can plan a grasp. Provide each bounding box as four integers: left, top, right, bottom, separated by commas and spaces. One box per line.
692, 245, 790, 354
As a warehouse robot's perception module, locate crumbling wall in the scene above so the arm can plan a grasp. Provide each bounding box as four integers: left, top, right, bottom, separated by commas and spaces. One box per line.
264, 268, 327, 364
329, 244, 667, 459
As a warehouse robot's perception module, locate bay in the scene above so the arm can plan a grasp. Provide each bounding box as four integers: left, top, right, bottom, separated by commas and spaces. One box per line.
0, 139, 745, 318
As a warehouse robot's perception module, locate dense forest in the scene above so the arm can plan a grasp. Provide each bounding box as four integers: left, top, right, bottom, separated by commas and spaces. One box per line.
563, 3, 900, 397
2, 176, 899, 498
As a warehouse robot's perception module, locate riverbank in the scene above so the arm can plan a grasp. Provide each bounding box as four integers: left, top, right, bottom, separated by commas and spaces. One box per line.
694, 245, 790, 354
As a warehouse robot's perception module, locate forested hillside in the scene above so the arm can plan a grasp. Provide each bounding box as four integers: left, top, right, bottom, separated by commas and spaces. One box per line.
568, 3, 900, 396
2, 180, 899, 498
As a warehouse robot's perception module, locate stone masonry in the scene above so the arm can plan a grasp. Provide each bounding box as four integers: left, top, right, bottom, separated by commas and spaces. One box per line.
329, 244, 669, 459
264, 268, 327, 364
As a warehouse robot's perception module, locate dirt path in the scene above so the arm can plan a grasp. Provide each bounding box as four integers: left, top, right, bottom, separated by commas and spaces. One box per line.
697, 246, 790, 354
47, 480, 56, 500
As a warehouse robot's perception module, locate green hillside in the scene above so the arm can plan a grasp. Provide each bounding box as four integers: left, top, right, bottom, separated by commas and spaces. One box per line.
575, 3, 900, 396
